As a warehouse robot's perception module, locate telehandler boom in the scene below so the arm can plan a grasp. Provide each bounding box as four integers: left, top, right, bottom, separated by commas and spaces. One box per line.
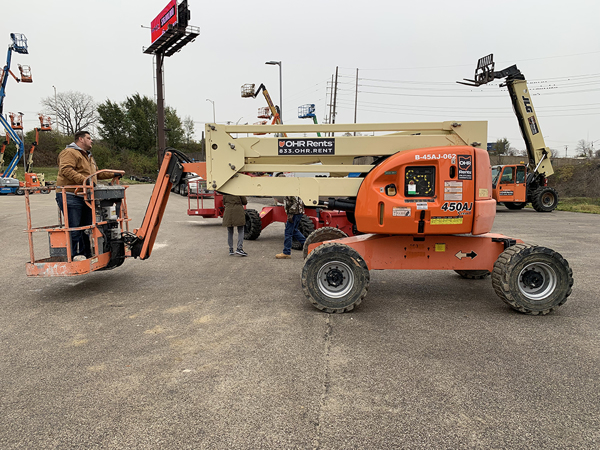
458, 54, 558, 212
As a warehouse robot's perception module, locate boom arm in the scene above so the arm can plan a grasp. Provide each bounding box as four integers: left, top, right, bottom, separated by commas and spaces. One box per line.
252, 84, 282, 125
128, 150, 184, 260
458, 54, 553, 178
182, 121, 487, 207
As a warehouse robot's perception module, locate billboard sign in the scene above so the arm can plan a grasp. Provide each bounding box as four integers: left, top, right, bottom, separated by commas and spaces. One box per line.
151, 0, 178, 44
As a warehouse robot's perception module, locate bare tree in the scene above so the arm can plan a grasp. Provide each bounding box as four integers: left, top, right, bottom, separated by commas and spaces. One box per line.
41, 91, 98, 136
575, 139, 593, 158
182, 116, 195, 144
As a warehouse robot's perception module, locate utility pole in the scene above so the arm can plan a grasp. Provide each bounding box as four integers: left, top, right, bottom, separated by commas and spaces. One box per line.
353, 68, 359, 135
332, 66, 339, 136
327, 75, 334, 128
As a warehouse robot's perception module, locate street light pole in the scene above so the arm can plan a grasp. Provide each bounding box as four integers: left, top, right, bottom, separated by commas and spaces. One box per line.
206, 98, 215, 123
265, 60, 282, 123
52, 85, 58, 133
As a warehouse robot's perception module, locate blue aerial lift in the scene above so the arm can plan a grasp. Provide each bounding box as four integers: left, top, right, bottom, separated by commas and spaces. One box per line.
0, 33, 30, 195
298, 104, 321, 137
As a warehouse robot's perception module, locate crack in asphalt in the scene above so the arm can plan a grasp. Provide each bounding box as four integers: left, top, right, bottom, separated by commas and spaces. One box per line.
313, 314, 333, 450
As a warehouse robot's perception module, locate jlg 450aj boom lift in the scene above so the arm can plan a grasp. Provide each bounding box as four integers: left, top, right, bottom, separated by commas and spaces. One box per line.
459, 54, 559, 212
25, 122, 573, 315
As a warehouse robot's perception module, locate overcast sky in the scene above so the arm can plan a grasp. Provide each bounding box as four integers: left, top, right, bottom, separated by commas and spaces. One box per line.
2, 0, 599, 156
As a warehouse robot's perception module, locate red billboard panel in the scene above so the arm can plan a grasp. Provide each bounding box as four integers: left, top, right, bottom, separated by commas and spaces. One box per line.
151, 0, 178, 44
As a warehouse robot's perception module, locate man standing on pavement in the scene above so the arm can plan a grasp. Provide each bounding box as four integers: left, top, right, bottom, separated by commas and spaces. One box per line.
276, 195, 306, 259
56, 130, 121, 261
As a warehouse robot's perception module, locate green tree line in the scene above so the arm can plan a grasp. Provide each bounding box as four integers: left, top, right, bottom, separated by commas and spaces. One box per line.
3, 92, 203, 178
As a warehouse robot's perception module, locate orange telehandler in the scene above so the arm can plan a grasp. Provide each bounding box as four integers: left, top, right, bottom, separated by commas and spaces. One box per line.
24, 121, 573, 315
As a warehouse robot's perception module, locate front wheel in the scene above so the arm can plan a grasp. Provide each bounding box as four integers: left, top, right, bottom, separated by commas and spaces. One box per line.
492, 244, 573, 315
15, 188, 24, 195
244, 209, 262, 240
302, 242, 369, 313
303, 227, 348, 259
531, 187, 558, 212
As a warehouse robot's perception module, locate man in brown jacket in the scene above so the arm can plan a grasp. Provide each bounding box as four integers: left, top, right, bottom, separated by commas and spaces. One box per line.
56, 130, 120, 261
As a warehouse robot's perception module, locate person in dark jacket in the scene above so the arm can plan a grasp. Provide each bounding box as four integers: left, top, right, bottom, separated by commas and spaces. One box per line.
56, 130, 121, 261
222, 194, 248, 256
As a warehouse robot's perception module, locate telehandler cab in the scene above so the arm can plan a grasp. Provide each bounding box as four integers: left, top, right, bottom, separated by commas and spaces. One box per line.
459, 54, 559, 212
24, 122, 573, 315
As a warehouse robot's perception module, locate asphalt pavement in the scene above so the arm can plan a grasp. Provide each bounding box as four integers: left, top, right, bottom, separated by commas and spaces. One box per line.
0, 185, 599, 449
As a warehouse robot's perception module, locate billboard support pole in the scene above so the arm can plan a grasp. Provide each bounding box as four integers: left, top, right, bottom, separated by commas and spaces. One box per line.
156, 52, 166, 166
144, 0, 199, 169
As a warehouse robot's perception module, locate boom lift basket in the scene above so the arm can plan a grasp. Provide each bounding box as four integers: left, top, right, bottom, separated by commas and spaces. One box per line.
18, 65, 32, 83
9, 112, 23, 130
257, 107, 271, 119
298, 104, 316, 119
38, 114, 52, 131
10, 33, 28, 54
241, 84, 256, 98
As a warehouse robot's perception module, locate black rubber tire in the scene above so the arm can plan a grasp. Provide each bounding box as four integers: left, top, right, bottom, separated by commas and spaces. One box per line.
244, 209, 262, 240
15, 188, 24, 195
292, 215, 316, 250
40, 189, 50, 194
302, 242, 369, 313
454, 270, 491, 279
303, 227, 348, 259
180, 183, 188, 196
531, 187, 558, 212
504, 202, 527, 210
491, 244, 573, 315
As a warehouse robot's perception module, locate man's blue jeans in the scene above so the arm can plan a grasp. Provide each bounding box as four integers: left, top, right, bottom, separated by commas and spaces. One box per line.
283, 213, 306, 255
55, 192, 92, 258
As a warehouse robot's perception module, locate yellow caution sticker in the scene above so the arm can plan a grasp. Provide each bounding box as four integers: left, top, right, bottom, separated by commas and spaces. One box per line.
435, 243, 446, 252
431, 216, 463, 225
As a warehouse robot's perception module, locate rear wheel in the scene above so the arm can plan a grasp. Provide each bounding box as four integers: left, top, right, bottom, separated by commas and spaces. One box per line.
492, 244, 573, 315
302, 242, 369, 313
179, 183, 188, 196
15, 188, 24, 195
244, 209, 262, 240
292, 215, 315, 250
504, 202, 527, 210
531, 187, 558, 212
303, 227, 348, 259
454, 270, 491, 279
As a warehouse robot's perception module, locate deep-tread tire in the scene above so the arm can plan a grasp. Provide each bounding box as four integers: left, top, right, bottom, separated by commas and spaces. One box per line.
292, 215, 316, 250
491, 244, 573, 315
302, 242, 369, 313
244, 209, 262, 240
531, 187, 558, 212
303, 227, 349, 259
15, 188, 24, 195
455, 270, 491, 279
504, 202, 527, 210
